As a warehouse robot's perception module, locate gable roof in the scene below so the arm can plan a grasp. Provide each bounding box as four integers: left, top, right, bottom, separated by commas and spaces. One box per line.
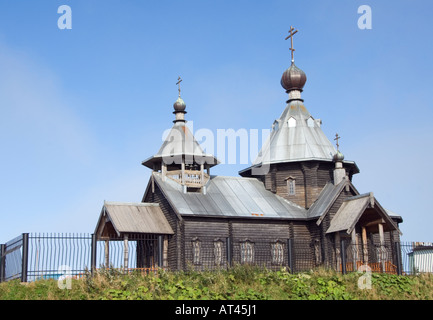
308, 179, 353, 220
151, 172, 307, 219
95, 202, 174, 237
326, 193, 402, 235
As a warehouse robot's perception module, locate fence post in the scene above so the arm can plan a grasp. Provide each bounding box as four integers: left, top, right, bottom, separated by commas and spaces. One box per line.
21, 233, 29, 283
157, 235, 164, 268
395, 241, 402, 276
226, 237, 232, 268
0, 244, 5, 283
91, 234, 97, 275
340, 239, 347, 275
287, 239, 294, 273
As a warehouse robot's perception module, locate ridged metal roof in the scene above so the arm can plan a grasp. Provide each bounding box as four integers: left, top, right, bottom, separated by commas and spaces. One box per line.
253, 100, 337, 166
153, 172, 307, 219
142, 122, 219, 169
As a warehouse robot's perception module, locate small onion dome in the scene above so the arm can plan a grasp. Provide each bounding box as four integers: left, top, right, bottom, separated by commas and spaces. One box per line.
173, 96, 186, 112
333, 151, 345, 162
281, 62, 307, 92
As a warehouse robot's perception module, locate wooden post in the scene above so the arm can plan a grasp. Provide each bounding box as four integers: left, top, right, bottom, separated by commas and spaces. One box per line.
335, 233, 341, 272
378, 223, 385, 272
161, 163, 167, 182
163, 236, 168, 268
104, 239, 110, 267
351, 229, 358, 271
200, 163, 204, 185
362, 227, 368, 265
181, 161, 185, 185
123, 235, 129, 273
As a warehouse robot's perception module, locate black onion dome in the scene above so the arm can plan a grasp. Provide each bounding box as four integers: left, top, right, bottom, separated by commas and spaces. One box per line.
333, 151, 345, 162
281, 63, 307, 92
173, 97, 186, 112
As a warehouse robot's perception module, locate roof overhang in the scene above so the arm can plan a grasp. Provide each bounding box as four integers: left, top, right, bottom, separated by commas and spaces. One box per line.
326, 193, 402, 235
239, 158, 360, 176
94, 201, 174, 239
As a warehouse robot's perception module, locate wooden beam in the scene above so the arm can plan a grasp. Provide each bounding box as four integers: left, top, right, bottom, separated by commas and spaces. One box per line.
104, 239, 109, 267
124, 235, 129, 272
362, 227, 368, 265
335, 232, 341, 272
364, 218, 385, 227
161, 163, 167, 182
378, 223, 385, 272
351, 229, 358, 271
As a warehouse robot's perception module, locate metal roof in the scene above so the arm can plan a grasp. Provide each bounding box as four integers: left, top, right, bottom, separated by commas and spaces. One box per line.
308, 179, 348, 220
252, 100, 337, 166
95, 202, 174, 236
153, 172, 307, 219
142, 122, 218, 169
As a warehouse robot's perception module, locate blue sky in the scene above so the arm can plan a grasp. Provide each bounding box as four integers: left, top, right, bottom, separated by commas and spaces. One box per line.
0, 0, 432, 243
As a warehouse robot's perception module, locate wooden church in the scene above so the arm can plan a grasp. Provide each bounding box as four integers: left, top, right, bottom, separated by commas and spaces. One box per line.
94, 28, 403, 273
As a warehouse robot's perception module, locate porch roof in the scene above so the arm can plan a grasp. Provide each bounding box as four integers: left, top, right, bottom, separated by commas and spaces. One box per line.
95, 202, 174, 237
326, 193, 401, 235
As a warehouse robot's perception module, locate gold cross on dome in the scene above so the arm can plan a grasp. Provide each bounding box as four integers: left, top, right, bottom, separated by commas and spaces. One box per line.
285, 26, 298, 63
334, 133, 341, 151
176, 76, 183, 97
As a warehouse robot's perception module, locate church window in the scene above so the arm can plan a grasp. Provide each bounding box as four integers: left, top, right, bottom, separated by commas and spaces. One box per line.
271, 241, 285, 265
307, 117, 315, 128
191, 238, 201, 265
288, 117, 297, 128
214, 239, 224, 266
272, 120, 279, 131
240, 240, 254, 264
287, 177, 296, 195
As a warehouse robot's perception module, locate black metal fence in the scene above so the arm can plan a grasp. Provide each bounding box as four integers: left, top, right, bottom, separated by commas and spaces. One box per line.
1, 233, 433, 283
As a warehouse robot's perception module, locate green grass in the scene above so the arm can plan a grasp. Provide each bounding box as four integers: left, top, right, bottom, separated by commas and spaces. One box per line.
1, 266, 433, 300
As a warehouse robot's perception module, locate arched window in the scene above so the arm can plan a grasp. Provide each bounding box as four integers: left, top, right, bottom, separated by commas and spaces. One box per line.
214, 239, 224, 266
271, 240, 285, 265
286, 176, 296, 195
191, 238, 201, 265
240, 240, 254, 264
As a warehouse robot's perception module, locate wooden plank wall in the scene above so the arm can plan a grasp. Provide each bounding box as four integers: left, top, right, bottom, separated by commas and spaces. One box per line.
143, 182, 181, 271
263, 161, 334, 209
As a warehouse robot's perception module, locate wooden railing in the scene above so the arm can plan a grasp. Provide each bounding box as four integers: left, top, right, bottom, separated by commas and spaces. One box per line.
343, 261, 398, 274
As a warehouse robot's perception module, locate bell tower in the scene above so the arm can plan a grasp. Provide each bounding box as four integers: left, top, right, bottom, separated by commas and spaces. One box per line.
141, 77, 219, 193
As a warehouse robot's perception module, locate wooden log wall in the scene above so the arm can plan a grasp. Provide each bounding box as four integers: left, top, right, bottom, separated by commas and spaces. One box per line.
262, 161, 334, 209
143, 181, 181, 271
